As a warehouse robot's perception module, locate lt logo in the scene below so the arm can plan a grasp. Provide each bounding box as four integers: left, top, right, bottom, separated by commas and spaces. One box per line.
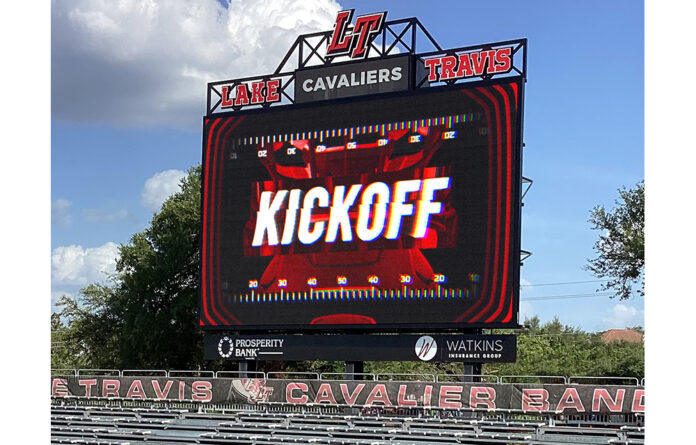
326, 10, 387, 60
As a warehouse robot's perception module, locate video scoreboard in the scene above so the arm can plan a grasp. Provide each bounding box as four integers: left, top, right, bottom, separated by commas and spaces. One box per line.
200, 79, 522, 330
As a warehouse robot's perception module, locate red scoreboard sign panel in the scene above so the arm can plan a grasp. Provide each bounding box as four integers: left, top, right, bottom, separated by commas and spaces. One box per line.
201, 11, 526, 331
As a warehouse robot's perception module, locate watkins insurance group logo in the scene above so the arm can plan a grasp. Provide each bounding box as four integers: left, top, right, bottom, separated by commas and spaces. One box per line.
327, 10, 387, 60
415, 336, 438, 361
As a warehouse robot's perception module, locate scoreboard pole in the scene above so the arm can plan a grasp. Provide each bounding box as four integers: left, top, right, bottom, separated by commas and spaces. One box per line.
461, 363, 482, 382
462, 328, 482, 382
239, 360, 257, 377
345, 361, 364, 380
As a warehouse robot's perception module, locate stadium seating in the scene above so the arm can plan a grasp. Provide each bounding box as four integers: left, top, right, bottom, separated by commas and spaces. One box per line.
51, 403, 644, 445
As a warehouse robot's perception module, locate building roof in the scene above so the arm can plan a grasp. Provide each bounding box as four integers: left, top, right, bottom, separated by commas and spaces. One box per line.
601, 329, 644, 344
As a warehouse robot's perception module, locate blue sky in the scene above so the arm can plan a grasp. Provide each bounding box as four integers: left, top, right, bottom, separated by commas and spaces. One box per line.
51, 0, 644, 332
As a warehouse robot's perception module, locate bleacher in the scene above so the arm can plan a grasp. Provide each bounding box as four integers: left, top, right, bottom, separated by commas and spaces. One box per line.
51, 370, 644, 444
51, 403, 644, 445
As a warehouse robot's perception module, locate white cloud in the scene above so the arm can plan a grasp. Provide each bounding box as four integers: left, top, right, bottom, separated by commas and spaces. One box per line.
520, 277, 533, 294
52, 199, 72, 227
52, 0, 341, 129
82, 207, 131, 222
519, 301, 535, 323
518, 277, 536, 322
602, 303, 644, 329
141, 169, 187, 212
51, 242, 120, 285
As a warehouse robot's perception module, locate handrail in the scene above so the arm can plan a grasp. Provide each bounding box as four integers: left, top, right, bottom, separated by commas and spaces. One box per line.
122, 369, 167, 377
216, 370, 266, 379
568, 376, 640, 386
168, 370, 215, 378
320, 372, 376, 380
501, 375, 567, 384
76, 369, 121, 377
266, 372, 319, 380
436, 374, 500, 383
376, 373, 435, 382
257, 400, 571, 415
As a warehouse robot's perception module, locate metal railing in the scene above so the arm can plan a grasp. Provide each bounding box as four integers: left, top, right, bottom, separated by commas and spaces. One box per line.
51, 369, 77, 376
50, 404, 643, 432
436, 374, 500, 383
51, 369, 643, 386
75, 369, 121, 376
168, 370, 215, 378
216, 370, 265, 379
568, 376, 640, 386
376, 373, 436, 382
319, 372, 377, 380
266, 371, 320, 380
122, 369, 167, 377
501, 375, 568, 384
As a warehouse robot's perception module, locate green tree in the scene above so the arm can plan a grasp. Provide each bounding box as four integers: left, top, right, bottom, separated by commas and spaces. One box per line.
51, 312, 88, 369
484, 316, 644, 379
585, 181, 644, 300
56, 166, 205, 369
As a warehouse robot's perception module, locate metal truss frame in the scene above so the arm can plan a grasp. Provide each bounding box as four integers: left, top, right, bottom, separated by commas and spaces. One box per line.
206, 17, 527, 115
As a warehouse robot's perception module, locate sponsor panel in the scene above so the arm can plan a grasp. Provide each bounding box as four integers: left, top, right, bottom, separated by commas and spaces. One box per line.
204, 334, 516, 362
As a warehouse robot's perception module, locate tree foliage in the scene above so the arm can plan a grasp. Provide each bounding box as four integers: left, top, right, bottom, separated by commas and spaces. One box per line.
51, 312, 89, 369
55, 166, 205, 369
585, 181, 644, 300
484, 316, 644, 379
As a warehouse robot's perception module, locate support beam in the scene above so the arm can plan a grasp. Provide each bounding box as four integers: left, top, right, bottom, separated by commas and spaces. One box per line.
345, 361, 364, 380
462, 363, 482, 382
239, 360, 257, 377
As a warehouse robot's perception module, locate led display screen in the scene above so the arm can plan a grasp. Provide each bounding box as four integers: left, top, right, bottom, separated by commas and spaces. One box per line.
200, 79, 522, 330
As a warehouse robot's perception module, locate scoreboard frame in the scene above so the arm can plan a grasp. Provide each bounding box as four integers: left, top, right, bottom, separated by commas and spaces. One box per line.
200, 12, 527, 333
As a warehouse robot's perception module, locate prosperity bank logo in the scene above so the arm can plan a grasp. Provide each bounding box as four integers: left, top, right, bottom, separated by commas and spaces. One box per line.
218, 336, 234, 358
327, 10, 387, 60
415, 335, 438, 361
